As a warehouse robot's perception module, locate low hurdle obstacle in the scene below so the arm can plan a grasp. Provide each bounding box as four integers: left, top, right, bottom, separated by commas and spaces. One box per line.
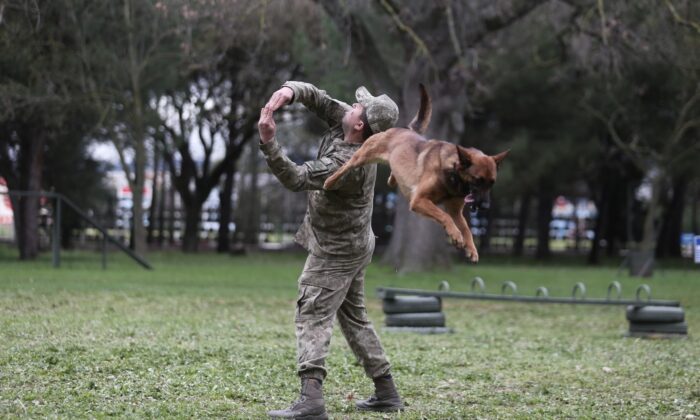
382, 295, 451, 334
377, 279, 687, 337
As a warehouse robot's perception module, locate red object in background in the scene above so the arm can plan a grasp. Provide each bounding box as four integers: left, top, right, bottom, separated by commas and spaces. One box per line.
0, 177, 11, 208
0, 177, 14, 224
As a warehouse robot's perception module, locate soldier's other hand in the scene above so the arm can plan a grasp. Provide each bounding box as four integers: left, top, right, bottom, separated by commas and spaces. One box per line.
258, 106, 276, 144
265, 87, 294, 111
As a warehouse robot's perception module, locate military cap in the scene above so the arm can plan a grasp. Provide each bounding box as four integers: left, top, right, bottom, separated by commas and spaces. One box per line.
355, 86, 399, 134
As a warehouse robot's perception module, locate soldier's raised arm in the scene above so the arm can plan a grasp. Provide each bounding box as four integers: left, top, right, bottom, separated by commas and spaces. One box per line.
258, 104, 356, 191
260, 138, 359, 192
280, 81, 351, 127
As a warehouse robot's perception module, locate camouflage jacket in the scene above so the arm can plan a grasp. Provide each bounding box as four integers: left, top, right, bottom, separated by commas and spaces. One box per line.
260, 81, 377, 259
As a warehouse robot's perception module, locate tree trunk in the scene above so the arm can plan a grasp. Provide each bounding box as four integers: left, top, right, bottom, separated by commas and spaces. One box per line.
242, 142, 260, 247
174, 151, 242, 253
130, 142, 146, 254
656, 176, 687, 258
157, 167, 167, 247
665, 179, 685, 257
125, 0, 146, 255
604, 177, 624, 258
147, 146, 161, 245
381, 194, 452, 273
588, 181, 609, 265
217, 157, 236, 253
629, 173, 665, 277
16, 132, 45, 260
535, 189, 553, 260
692, 183, 698, 234
167, 177, 176, 246
182, 200, 202, 252
640, 173, 664, 253
513, 193, 531, 257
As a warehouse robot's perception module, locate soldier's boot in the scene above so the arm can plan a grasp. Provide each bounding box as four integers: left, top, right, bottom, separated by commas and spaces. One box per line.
356, 374, 404, 412
268, 377, 328, 419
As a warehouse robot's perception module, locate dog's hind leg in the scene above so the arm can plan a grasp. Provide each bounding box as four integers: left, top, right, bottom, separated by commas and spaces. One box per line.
323, 133, 390, 190
445, 198, 478, 263
409, 195, 464, 249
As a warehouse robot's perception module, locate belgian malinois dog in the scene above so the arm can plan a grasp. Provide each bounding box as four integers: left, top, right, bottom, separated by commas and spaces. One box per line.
323, 84, 508, 263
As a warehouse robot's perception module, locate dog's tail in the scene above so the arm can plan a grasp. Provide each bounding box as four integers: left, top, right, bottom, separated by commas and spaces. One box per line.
408, 83, 431, 135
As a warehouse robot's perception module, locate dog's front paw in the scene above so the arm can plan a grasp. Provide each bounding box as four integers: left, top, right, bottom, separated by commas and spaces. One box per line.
465, 246, 479, 263
447, 228, 465, 249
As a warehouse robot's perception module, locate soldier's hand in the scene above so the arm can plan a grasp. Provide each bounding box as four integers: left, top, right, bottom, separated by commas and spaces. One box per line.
258, 106, 276, 144
265, 87, 294, 111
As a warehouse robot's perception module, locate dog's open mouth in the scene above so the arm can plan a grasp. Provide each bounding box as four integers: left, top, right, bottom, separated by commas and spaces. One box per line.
465, 191, 491, 210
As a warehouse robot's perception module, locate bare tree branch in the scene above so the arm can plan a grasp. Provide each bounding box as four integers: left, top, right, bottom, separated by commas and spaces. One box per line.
670, 83, 700, 145
596, 0, 608, 45
112, 130, 136, 189
665, 0, 700, 34
667, 134, 700, 166
465, 0, 550, 47
444, 0, 464, 68
378, 0, 439, 77
580, 100, 648, 171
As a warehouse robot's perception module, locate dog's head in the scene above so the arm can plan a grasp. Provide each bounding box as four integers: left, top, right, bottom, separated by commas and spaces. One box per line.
453, 146, 509, 210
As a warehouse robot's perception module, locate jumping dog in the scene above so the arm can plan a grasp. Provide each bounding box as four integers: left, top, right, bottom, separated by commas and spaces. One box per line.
323, 84, 508, 263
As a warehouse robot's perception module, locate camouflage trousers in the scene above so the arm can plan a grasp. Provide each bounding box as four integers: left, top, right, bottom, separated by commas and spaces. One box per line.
295, 249, 391, 381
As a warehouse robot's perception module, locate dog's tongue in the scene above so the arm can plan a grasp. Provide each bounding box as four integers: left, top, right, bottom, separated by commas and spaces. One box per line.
464, 193, 475, 205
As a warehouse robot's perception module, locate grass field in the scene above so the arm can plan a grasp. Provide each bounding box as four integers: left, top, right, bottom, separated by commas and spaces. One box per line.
1, 247, 698, 419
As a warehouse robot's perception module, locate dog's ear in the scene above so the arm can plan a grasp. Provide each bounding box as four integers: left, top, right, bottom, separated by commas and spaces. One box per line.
456, 145, 472, 170
491, 150, 509, 168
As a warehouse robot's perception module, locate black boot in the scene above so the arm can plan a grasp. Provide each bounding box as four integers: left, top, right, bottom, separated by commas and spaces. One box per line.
356, 374, 404, 412
268, 377, 328, 419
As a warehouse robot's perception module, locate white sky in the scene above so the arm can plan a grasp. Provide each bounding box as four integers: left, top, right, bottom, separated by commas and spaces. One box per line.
88, 131, 227, 168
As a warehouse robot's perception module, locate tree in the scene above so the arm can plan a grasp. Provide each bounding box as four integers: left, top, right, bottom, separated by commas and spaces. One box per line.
0, 0, 88, 259
576, 0, 700, 274
316, 0, 574, 271
155, 1, 308, 252
43, 128, 113, 249
69, 0, 184, 254
156, 72, 233, 252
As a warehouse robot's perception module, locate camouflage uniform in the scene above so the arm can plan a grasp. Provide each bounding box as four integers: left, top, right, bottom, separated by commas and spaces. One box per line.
260, 81, 396, 381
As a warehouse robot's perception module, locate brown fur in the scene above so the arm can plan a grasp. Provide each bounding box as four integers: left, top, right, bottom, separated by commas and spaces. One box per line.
324, 84, 508, 263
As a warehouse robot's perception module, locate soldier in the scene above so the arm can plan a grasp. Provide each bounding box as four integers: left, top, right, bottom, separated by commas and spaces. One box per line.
258, 81, 404, 419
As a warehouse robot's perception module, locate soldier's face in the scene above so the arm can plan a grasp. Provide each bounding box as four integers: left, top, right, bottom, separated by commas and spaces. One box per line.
342, 103, 365, 135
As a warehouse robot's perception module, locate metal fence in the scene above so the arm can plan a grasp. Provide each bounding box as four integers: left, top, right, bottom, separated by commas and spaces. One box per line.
0, 190, 151, 269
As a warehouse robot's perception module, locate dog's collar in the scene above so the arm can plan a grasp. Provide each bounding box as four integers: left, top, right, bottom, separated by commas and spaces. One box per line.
445, 169, 470, 198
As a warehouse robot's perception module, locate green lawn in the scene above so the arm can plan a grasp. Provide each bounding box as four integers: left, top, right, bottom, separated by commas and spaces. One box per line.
0, 248, 698, 419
